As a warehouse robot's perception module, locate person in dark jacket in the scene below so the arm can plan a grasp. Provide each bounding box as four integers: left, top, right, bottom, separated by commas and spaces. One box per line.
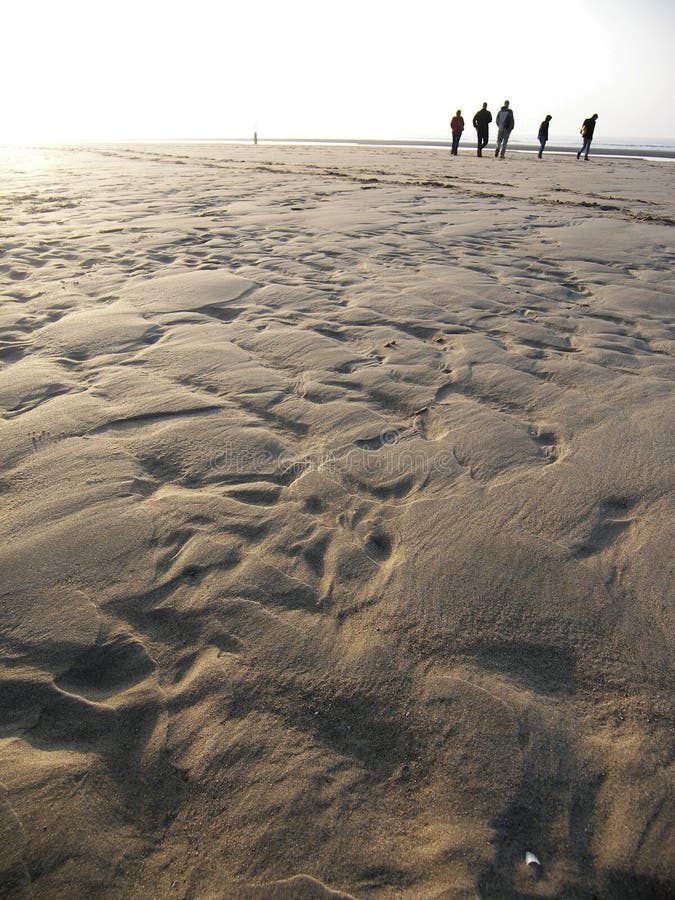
450, 110, 464, 155
577, 113, 598, 160
537, 114, 552, 158
472, 102, 492, 157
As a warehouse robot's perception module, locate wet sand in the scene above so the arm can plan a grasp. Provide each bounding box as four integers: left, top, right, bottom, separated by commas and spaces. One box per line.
0, 143, 673, 898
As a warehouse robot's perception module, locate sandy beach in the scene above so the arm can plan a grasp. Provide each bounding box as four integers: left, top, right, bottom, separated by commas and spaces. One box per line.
0, 142, 673, 899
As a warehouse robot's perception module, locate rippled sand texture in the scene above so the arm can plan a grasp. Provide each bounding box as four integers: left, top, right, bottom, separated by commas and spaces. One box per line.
0, 144, 673, 899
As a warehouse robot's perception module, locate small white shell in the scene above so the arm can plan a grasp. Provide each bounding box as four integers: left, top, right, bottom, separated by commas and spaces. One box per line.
525, 851, 541, 866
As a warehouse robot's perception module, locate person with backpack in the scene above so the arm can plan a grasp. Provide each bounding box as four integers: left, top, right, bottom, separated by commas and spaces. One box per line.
472, 102, 492, 157
450, 110, 465, 156
537, 114, 552, 158
577, 113, 599, 160
495, 100, 515, 158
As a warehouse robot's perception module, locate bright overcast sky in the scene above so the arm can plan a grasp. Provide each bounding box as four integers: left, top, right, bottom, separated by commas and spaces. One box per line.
3, 0, 675, 144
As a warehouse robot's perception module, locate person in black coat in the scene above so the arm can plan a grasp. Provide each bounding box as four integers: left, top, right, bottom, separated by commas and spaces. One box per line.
472, 102, 492, 157
577, 113, 598, 160
538, 114, 552, 158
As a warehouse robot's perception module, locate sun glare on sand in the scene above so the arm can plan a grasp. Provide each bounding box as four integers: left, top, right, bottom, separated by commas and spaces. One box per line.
2, 0, 675, 144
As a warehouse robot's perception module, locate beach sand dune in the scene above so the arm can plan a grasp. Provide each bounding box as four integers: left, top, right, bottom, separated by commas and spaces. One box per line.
0, 143, 673, 898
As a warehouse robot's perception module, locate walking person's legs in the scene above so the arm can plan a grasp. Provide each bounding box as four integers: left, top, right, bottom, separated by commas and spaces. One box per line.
577, 137, 591, 159
500, 129, 511, 158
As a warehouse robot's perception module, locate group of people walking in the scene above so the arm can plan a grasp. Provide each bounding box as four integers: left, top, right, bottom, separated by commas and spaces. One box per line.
449, 103, 599, 160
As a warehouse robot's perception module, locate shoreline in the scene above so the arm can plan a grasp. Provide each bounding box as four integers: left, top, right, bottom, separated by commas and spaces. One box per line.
254, 137, 675, 161
3, 137, 675, 161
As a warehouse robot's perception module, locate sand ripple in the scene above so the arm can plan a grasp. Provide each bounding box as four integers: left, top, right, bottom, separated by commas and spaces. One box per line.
0, 143, 673, 898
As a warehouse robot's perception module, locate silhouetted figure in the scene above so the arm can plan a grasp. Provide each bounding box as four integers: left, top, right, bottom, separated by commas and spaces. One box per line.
495, 101, 514, 158
472, 103, 492, 157
450, 110, 465, 155
577, 113, 598, 160
254, 131, 258, 145
538, 115, 552, 158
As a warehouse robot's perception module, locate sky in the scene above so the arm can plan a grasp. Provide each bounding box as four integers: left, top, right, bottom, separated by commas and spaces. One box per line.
3, 0, 675, 145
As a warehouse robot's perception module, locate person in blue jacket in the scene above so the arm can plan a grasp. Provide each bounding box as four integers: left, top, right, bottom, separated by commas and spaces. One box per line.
495, 100, 515, 158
